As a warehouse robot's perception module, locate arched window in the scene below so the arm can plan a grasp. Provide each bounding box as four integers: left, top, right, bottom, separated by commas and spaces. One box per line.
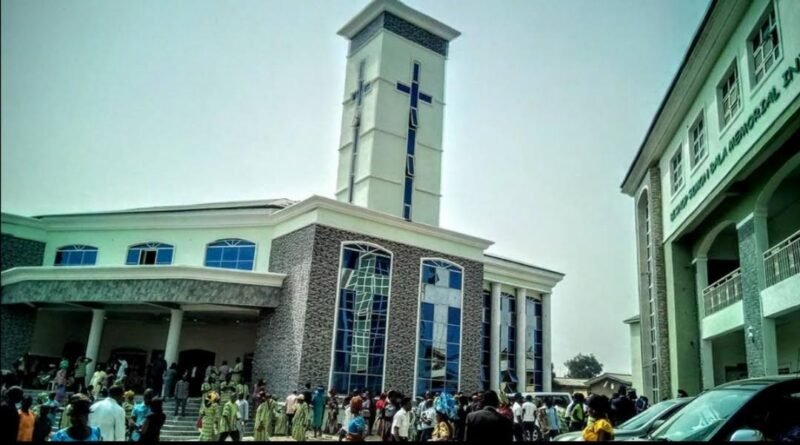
126, 242, 174, 265
54, 245, 98, 266
416, 259, 463, 396
331, 243, 392, 395
204, 239, 256, 271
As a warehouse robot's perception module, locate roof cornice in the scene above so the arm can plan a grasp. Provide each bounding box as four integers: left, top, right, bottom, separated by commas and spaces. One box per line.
1, 213, 46, 230
338, 0, 460, 41
483, 254, 565, 293
0, 265, 286, 288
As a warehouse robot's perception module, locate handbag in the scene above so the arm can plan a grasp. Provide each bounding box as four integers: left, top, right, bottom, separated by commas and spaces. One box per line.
196, 416, 203, 430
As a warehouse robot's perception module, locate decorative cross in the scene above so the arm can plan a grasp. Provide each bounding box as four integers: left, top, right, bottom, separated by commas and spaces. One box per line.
396, 62, 433, 129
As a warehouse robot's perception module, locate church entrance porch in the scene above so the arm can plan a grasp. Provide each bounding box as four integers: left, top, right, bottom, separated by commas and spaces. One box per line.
25, 304, 259, 396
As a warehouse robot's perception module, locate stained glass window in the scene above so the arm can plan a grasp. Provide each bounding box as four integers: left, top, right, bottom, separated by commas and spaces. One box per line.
54, 245, 98, 266
332, 243, 392, 395
204, 239, 256, 271
525, 298, 544, 392
481, 289, 491, 391
416, 260, 463, 396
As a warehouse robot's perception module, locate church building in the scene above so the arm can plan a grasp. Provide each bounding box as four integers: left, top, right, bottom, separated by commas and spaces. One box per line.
622, 0, 799, 401
1, 0, 564, 398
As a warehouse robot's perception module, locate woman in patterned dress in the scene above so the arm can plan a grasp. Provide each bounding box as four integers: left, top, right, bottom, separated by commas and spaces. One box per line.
198, 391, 221, 441
254, 392, 276, 441
291, 394, 311, 441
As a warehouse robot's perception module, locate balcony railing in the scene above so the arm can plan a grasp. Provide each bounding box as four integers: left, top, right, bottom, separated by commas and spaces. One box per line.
764, 229, 800, 288
703, 268, 742, 316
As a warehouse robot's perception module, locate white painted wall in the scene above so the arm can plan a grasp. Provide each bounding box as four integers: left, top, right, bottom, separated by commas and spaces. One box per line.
660, 0, 800, 239
702, 300, 745, 339
41, 226, 274, 271
629, 321, 644, 394
775, 313, 800, 373
711, 330, 747, 385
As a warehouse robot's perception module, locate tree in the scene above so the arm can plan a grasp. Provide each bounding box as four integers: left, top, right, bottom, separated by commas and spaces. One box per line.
564, 353, 603, 379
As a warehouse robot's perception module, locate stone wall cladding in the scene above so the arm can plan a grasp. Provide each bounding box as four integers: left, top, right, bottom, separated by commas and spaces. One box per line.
297, 224, 484, 396
1, 233, 45, 271
0, 305, 35, 369
737, 218, 766, 376
254, 225, 316, 398
638, 167, 672, 400
1, 279, 280, 307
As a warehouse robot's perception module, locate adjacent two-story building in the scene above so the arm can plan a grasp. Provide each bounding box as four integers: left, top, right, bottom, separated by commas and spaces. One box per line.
622, 0, 799, 401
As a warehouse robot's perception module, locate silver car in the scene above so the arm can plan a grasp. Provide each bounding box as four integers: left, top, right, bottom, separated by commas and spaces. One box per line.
553, 397, 693, 442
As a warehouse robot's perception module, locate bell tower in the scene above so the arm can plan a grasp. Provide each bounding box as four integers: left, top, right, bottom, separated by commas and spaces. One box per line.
335, 0, 459, 226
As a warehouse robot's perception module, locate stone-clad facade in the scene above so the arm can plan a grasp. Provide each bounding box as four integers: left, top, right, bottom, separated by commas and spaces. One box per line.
1, 233, 45, 271
253, 223, 483, 397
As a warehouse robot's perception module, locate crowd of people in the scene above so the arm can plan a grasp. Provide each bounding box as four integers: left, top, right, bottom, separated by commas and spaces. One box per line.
3, 352, 665, 443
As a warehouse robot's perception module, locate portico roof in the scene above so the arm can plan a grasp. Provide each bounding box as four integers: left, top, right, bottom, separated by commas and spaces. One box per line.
1, 266, 285, 308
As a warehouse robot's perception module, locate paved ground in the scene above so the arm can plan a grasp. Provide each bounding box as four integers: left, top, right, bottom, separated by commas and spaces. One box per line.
243, 433, 382, 442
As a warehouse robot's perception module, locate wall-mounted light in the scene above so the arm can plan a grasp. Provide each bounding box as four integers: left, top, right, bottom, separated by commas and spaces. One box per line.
747, 326, 755, 342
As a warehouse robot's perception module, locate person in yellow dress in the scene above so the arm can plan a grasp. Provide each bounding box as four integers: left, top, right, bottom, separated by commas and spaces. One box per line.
254, 392, 276, 441
582, 395, 614, 442
198, 391, 221, 441
430, 410, 453, 441
291, 394, 311, 441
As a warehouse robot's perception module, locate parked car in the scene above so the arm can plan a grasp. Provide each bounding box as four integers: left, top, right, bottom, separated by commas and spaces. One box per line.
552, 397, 693, 441
641, 376, 800, 442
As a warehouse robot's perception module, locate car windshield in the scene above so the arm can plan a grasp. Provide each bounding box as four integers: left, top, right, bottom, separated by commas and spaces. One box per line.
617, 400, 678, 431
649, 389, 755, 441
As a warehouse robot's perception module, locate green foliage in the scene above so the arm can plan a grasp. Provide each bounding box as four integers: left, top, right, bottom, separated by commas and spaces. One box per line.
564, 353, 603, 379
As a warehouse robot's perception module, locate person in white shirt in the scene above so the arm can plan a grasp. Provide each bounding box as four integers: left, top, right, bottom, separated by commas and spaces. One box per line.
88, 386, 126, 441
511, 394, 524, 442
286, 391, 298, 430
392, 397, 412, 442
417, 393, 435, 441
522, 395, 537, 441
115, 359, 128, 383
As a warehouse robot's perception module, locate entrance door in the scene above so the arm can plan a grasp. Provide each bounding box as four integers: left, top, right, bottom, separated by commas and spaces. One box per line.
179, 349, 216, 397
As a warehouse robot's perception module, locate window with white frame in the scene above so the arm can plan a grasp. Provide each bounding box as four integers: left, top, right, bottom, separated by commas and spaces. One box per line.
690, 113, 706, 167
54, 245, 98, 266
670, 148, 684, 194
750, 6, 780, 85
719, 64, 740, 128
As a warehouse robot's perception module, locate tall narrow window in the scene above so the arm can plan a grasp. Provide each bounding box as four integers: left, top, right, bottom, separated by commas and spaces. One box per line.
670, 148, 684, 194
54, 245, 98, 266
499, 292, 517, 391
750, 6, 780, 85
719, 65, 740, 128
639, 190, 659, 402
525, 298, 544, 392
690, 114, 706, 168
332, 243, 392, 395
480, 290, 491, 391
204, 239, 256, 271
416, 259, 463, 396
126, 243, 174, 265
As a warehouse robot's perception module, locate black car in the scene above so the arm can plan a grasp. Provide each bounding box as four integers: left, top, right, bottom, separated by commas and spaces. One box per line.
642, 376, 800, 442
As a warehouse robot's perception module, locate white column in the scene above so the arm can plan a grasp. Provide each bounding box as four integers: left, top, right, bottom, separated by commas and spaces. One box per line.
515, 288, 527, 391
164, 309, 184, 369
490, 282, 502, 391
84, 309, 105, 385
542, 293, 552, 392
701, 339, 714, 389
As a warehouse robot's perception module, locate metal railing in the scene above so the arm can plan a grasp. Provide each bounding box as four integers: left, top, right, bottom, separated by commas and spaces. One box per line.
764, 229, 800, 288
703, 268, 742, 316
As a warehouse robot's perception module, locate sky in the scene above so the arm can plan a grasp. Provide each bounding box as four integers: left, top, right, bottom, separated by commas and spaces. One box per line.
2, 0, 711, 377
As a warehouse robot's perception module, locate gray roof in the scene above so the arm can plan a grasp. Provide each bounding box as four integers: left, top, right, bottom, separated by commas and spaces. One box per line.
34, 198, 297, 218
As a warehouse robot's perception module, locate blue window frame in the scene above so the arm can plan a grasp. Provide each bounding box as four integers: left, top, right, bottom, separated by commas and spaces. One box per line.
415, 259, 463, 397
204, 239, 256, 271
500, 292, 517, 391
126, 242, 174, 265
332, 244, 392, 395
54, 245, 98, 266
525, 298, 544, 392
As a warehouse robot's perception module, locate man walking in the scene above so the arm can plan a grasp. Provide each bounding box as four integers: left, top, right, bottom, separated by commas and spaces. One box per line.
174, 374, 190, 418
416, 392, 435, 441
285, 390, 298, 431
465, 390, 513, 443
391, 397, 412, 442
219, 393, 241, 441
522, 395, 537, 441
512, 393, 524, 442
89, 385, 127, 441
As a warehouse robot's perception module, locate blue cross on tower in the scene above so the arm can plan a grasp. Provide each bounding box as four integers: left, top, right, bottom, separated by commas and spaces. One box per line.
396, 62, 433, 220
